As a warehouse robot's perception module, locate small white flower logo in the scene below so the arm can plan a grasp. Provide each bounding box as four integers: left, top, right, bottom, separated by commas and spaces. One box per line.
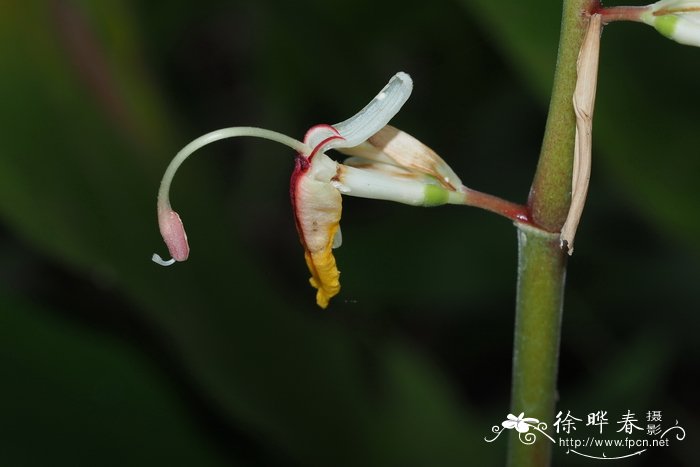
502, 413, 540, 433
485, 412, 555, 444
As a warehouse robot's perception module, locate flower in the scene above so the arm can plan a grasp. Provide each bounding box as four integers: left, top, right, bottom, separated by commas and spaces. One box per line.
153, 72, 468, 308
641, 0, 700, 47
502, 413, 540, 433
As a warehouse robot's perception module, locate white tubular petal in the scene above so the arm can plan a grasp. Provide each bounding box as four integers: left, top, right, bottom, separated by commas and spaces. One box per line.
334, 164, 465, 207
328, 72, 413, 150
334, 165, 425, 205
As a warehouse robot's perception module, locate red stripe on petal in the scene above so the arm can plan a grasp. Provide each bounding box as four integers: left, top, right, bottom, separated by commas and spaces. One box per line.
303, 124, 344, 161
290, 155, 309, 250
308, 135, 343, 160
303, 124, 339, 143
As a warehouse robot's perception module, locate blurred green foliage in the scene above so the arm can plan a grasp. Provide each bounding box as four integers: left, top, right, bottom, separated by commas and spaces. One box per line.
0, 1, 697, 465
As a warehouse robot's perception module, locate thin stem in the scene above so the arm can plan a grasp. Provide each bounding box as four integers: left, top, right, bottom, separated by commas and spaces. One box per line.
157, 127, 308, 211
596, 6, 647, 23
153, 127, 307, 265
462, 187, 530, 223
507, 1, 597, 466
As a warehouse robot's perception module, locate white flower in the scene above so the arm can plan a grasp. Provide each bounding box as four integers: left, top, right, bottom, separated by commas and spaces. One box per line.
152, 73, 468, 308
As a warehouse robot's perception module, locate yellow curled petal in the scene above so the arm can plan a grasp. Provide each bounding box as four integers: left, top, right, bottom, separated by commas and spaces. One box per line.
303, 227, 341, 309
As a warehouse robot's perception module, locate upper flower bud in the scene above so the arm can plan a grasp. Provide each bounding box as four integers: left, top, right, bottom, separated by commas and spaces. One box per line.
641, 1, 700, 47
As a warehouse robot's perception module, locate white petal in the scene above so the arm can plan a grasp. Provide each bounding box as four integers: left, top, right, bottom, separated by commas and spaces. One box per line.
334, 164, 466, 207
329, 72, 413, 150
671, 15, 700, 46
335, 164, 428, 206
340, 126, 464, 190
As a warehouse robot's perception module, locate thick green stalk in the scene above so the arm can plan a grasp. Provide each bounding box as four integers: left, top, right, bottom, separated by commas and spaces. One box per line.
507, 1, 596, 466
507, 225, 566, 467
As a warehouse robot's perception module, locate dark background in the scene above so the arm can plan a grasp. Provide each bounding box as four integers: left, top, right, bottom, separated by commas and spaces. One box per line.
0, 1, 696, 465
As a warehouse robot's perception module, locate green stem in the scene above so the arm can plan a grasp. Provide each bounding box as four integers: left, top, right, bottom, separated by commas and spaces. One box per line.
529, 0, 597, 231
507, 1, 596, 466
507, 225, 566, 467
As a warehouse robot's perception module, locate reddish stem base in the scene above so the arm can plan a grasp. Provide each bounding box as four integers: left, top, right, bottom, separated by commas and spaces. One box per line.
463, 188, 532, 225
595, 6, 647, 23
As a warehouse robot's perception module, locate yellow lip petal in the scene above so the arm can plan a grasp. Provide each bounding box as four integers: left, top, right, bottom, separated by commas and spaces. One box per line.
297, 194, 342, 308
304, 227, 341, 309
